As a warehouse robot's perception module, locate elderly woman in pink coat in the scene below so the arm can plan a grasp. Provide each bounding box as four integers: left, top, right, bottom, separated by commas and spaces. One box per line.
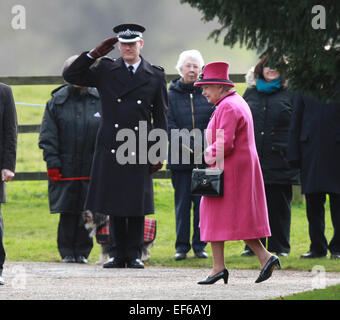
194, 62, 281, 285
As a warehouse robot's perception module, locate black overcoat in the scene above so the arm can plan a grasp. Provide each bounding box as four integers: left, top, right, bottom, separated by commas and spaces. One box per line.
243, 87, 300, 185
38, 85, 101, 213
63, 53, 168, 216
0, 83, 17, 203
287, 93, 340, 194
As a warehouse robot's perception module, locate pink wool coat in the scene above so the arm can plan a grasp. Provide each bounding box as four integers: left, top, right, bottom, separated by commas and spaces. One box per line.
200, 91, 271, 241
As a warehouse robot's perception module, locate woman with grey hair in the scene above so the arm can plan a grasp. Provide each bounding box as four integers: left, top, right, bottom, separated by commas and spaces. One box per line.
167, 50, 213, 261
175, 50, 205, 79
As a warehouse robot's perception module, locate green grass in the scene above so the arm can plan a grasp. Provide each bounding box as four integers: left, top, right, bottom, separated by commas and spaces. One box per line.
13, 85, 59, 172
12, 85, 57, 124
275, 284, 340, 300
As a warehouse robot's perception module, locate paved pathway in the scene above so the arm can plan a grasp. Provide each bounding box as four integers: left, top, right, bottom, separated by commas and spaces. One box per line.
1, 261, 339, 300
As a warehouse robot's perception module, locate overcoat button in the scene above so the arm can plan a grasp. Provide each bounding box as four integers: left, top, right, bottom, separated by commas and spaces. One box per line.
134, 126, 138, 131
115, 124, 119, 128
117, 98, 122, 103
111, 149, 115, 153
137, 100, 142, 104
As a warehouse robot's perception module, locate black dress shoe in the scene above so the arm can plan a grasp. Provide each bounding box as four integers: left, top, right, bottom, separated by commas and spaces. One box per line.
126, 259, 144, 269
195, 251, 209, 259
103, 257, 126, 268
75, 255, 88, 264
300, 251, 327, 259
174, 252, 187, 261
276, 252, 289, 257
255, 255, 281, 283
241, 249, 255, 257
62, 256, 76, 263
197, 269, 229, 285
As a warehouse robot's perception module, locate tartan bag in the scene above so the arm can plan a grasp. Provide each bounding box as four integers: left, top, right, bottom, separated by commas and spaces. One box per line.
95, 216, 110, 244
144, 217, 157, 244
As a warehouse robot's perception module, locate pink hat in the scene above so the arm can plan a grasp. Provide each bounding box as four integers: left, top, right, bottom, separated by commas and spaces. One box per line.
194, 61, 234, 87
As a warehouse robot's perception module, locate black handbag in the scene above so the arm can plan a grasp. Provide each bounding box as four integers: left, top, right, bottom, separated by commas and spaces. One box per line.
191, 168, 224, 197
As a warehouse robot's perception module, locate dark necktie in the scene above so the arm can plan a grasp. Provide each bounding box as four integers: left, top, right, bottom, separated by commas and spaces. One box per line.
128, 65, 134, 77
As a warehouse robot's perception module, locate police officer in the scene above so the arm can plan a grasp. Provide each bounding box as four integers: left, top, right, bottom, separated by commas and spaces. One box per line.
63, 24, 168, 269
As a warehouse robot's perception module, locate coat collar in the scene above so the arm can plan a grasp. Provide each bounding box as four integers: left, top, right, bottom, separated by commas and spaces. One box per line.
214, 90, 237, 108
109, 57, 154, 97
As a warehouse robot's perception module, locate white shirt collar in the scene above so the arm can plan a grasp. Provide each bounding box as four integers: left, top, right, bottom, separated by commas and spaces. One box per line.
124, 60, 141, 73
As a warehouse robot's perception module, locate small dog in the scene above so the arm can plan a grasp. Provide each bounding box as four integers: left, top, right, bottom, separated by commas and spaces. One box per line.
82, 210, 155, 264
82, 210, 111, 264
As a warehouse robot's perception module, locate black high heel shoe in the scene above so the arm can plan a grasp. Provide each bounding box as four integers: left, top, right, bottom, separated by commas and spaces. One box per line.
255, 255, 281, 283
197, 269, 229, 285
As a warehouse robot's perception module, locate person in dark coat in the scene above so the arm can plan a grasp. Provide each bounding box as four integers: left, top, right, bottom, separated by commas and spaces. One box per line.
288, 92, 340, 259
241, 55, 299, 257
0, 83, 17, 285
63, 24, 168, 269
167, 50, 213, 260
39, 56, 102, 263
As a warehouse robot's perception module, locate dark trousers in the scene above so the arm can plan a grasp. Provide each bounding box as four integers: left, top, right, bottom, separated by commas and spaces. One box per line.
305, 193, 340, 255
171, 170, 206, 254
110, 216, 144, 261
57, 213, 93, 259
0, 204, 5, 275
245, 184, 292, 254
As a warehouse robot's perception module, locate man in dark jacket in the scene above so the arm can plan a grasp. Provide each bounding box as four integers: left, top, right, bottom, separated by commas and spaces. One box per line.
288, 93, 340, 259
167, 50, 213, 260
63, 24, 168, 269
0, 83, 17, 285
39, 56, 102, 263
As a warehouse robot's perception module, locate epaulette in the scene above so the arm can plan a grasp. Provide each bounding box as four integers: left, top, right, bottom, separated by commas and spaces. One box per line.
152, 64, 164, 72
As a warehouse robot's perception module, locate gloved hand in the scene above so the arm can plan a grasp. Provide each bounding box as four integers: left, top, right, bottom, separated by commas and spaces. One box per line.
150, 162, 163, 174
47, 168, 62, 182
89, 37, 118, 59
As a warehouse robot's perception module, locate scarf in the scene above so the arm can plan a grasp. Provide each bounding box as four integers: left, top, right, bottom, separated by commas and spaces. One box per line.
256, 77, 282, 93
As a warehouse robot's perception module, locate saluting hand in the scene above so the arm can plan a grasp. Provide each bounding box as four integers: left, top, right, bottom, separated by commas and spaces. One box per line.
89, 37, 118, 59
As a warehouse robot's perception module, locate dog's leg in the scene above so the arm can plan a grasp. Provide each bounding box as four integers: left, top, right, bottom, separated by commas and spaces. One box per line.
141, 241, 154, 262
96, 243, 110, 265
